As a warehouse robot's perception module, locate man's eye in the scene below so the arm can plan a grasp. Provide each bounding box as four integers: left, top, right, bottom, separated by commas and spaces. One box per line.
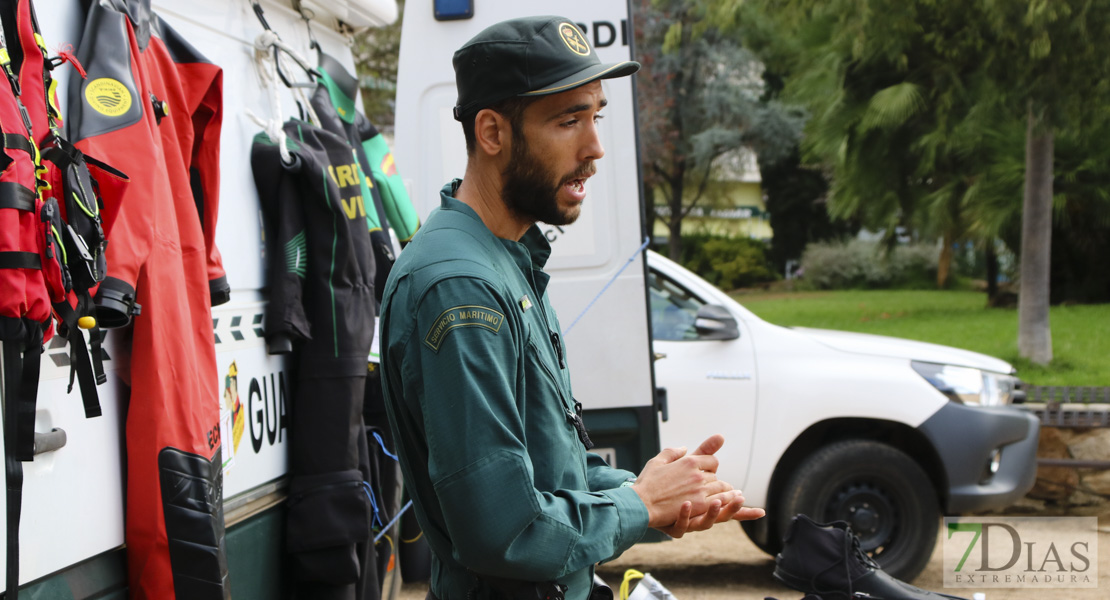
561, 119, 579, 127
594, 114, 605, 123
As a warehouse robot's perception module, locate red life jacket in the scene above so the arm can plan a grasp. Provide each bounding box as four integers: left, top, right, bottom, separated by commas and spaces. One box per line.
0, 38, 50, 340
9, 0, 129, 414
0, 15, 54, 600
1, 6, 128, 598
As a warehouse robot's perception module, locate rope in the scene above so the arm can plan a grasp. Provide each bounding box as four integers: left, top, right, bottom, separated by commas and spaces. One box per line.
374, 499, 414, 543
246, 31, 320, 165
246, 30, 292, 164
373, 431, 399, 461
562, 237, 651, 337
618, 569, 644, 600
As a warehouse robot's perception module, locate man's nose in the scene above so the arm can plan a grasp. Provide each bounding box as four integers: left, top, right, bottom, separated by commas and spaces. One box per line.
581, 120, 605, 162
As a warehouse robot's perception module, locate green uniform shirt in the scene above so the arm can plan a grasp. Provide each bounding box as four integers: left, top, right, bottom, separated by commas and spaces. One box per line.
380, 181, 649, 600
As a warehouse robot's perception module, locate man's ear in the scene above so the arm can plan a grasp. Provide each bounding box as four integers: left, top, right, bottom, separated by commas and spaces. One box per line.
473, 108, 510, 158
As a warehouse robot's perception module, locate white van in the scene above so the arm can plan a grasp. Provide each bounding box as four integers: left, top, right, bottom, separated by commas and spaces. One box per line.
2, 1, 400, 598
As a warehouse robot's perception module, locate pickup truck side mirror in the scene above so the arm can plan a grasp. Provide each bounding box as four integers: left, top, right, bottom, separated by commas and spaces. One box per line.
694, 304, 740, 341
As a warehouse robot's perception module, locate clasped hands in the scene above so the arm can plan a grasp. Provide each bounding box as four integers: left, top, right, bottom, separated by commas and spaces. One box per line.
631, 434, 765, 538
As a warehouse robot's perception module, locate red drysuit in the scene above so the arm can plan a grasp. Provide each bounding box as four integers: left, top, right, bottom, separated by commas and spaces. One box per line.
67, 1, 231, 598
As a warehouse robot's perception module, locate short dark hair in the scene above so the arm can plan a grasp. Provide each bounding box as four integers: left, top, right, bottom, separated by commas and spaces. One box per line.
461, 95, 538, 155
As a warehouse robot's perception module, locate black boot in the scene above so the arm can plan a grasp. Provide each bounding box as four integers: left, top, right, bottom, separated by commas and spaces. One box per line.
773, 515, 969, 600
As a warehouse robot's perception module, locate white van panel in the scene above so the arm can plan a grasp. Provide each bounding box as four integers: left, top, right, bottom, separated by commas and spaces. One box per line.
395, 0, 655, 411
2, 0, 374, 587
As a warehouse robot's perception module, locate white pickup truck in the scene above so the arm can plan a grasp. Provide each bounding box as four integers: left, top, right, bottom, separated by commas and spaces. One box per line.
647, 249, 1039, 580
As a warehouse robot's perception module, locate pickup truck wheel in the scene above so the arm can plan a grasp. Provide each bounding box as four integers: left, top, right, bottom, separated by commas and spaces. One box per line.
741, 517, 782, 556
777, 440, 939, 582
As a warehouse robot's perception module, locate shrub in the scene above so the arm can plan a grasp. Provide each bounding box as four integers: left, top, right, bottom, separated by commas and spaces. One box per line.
799, 239, 938, 289
678, 234, 779, 290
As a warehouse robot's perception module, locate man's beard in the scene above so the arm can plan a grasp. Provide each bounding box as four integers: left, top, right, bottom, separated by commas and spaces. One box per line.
501, 130, 594, 226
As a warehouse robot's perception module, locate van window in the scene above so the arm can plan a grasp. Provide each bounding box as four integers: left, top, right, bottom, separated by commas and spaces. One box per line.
648, 270, 706, 341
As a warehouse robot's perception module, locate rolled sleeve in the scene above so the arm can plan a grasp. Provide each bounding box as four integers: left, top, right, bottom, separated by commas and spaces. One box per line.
600, 485, 650, 553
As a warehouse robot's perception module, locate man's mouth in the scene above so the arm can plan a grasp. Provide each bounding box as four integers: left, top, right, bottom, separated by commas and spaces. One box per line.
562, 165, 595, 197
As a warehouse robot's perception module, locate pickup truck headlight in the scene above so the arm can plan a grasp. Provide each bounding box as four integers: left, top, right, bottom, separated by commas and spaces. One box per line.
911, 361, 1020, 406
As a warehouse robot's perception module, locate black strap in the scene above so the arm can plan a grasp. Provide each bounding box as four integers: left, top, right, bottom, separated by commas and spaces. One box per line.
3, 340, 25, 600
0, 252, 41, 270
1, 133, 34, 156
0, 182, 37, 212
3, 324, 43, 600
54, 301, 102, 419
15, 329, 43, 462
89, 325, 106, 385
39, 143, 71, 170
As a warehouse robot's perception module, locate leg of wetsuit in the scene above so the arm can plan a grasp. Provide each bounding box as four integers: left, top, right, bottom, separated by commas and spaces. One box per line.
288, 372, 371, 599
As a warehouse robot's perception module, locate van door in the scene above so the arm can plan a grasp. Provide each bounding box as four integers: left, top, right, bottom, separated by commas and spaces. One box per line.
2, 1, 387, 595
394, 0, 659, 470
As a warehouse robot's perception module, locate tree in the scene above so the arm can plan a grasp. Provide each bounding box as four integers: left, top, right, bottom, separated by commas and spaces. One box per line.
734, 1, 1018, 289
731, 0, 1110, 364
633, 0, 803, 259
979, 0, 1110, 364
759, 149, 856, 273
352, 0, 405, 128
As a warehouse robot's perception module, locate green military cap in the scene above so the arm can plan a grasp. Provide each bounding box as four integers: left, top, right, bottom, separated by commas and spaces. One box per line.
452, 15, 641, 121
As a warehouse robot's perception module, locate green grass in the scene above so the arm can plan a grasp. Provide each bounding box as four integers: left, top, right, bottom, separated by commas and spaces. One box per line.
731, 289, 1110, 387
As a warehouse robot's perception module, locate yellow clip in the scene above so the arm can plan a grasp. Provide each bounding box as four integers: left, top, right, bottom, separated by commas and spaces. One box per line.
31, 138, 50, 193
78, 316, 97, 330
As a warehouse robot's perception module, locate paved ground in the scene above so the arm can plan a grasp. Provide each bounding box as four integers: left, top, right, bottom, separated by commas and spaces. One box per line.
392, 506, 1110, 600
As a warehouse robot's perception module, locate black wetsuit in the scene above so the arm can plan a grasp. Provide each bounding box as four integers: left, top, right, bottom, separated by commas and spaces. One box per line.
251, 119, 377, 600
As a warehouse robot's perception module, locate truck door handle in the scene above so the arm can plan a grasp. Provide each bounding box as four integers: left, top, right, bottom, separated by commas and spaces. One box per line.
655, 387, 669, 422
33, 428, 67, 456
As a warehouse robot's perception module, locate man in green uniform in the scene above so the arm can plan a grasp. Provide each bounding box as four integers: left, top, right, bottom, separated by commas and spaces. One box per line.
379, 16, 764, 600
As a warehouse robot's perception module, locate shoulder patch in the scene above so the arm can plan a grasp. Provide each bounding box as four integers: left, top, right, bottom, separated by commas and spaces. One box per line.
423, 305, 505, 352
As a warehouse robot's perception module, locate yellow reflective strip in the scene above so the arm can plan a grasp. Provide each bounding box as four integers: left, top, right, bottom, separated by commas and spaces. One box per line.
73, 191, 96, 219
51, 224, 66, 263
34, 33, 47, 53
0, 48, 10, 65
47, 78, 62, 117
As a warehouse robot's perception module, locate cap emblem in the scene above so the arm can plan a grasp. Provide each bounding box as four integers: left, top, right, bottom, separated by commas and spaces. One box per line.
559, 23, 591, 57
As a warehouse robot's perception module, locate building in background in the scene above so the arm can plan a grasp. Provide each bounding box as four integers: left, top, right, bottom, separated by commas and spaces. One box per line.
652, 148, 771, 243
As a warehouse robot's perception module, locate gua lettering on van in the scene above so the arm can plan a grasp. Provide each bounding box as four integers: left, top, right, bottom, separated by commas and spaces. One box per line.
248, 371, 289, 453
